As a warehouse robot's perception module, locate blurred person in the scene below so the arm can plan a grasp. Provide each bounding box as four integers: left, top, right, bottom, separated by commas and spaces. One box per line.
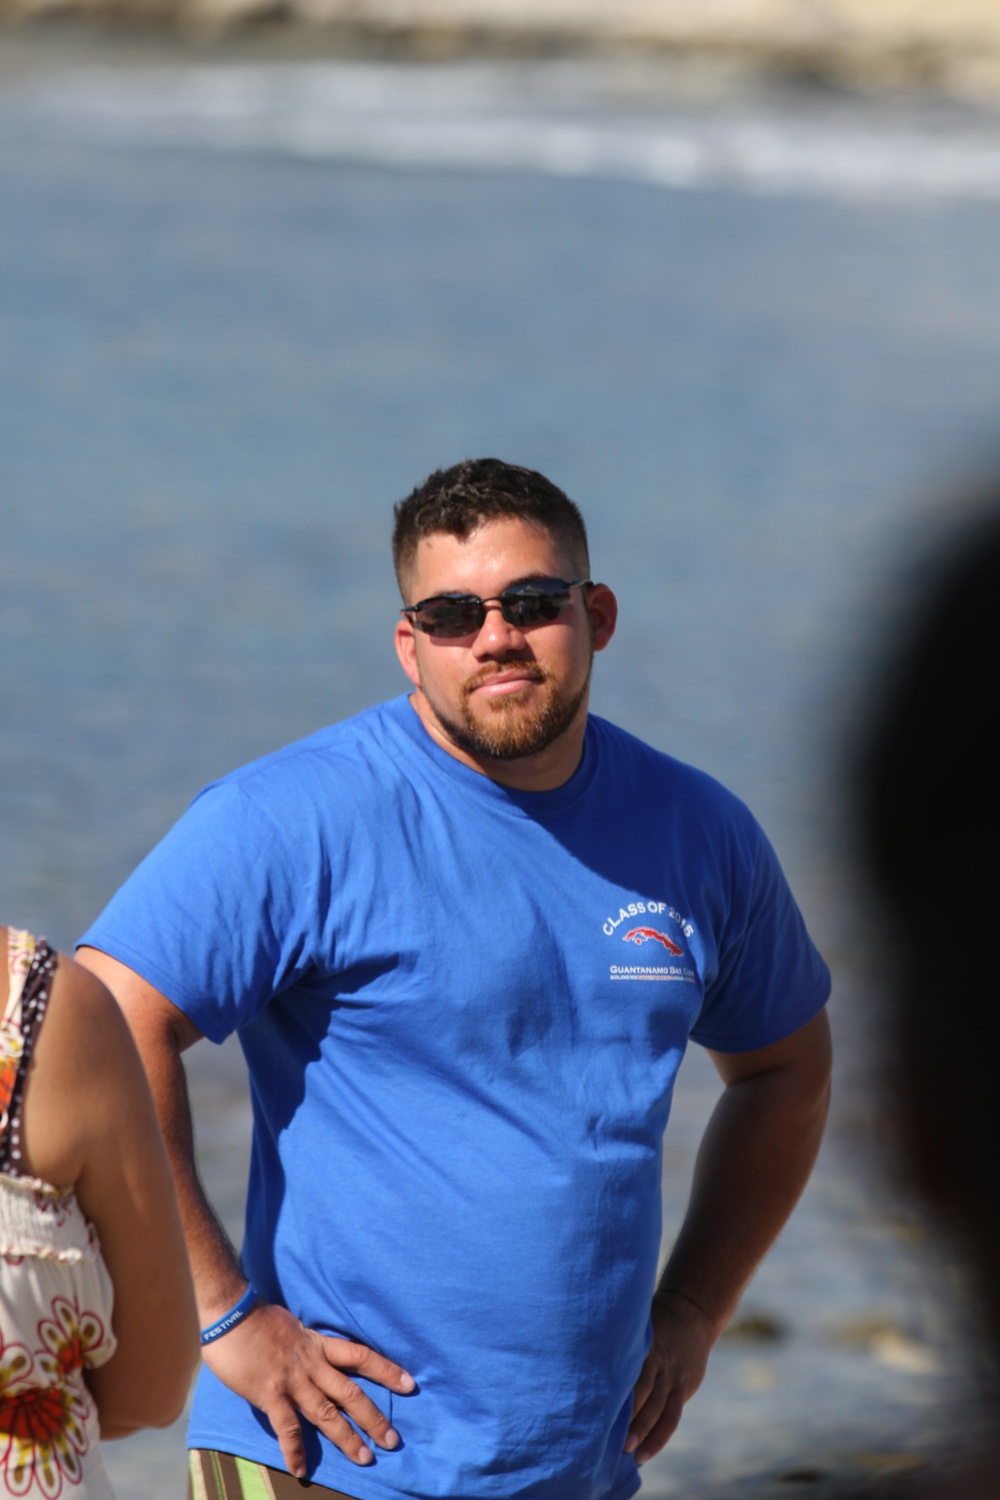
79, 458, 832, 1500
0, 926, 200, 1497
858, 496, 1000, 1498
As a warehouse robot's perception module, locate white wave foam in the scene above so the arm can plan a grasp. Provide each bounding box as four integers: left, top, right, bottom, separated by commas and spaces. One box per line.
9, 60, 1000, 203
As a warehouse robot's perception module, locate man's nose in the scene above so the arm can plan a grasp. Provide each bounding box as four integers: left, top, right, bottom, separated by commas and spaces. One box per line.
473, 599, 528, 655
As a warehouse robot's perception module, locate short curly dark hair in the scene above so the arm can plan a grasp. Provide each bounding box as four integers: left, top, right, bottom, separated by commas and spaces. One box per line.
392, 458, 590, 594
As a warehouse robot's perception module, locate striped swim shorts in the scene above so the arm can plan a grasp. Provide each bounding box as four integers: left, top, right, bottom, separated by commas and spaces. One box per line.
188, 1449, 360, 1499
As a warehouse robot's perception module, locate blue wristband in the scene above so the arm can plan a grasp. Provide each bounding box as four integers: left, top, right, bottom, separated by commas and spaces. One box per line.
199, 1282, 259, 1346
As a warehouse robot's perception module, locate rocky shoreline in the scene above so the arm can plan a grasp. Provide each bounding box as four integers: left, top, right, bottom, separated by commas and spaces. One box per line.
3, 0, 1000, 102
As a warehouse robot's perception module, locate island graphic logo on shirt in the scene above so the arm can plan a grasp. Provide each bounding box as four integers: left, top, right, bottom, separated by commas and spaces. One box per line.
622, 926, 683, 955
603, 899, 696, 983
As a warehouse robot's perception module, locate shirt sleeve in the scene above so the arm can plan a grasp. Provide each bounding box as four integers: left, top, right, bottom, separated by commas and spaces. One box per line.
689, 819, 831, 1054
78, 780, 316, 1043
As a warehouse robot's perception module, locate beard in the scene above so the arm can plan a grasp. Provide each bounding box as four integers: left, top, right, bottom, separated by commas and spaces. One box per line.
425, 658, 592, 761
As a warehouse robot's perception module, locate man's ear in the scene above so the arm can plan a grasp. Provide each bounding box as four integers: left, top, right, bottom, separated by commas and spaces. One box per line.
587, 584, 618, 652
394, 617, 421, 689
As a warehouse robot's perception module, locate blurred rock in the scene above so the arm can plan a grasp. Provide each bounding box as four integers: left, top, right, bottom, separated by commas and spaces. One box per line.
721, 1311, 789, 1344
3, 0, 1000, 102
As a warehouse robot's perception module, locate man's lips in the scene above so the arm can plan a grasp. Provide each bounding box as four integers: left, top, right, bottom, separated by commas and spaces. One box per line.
464, 666, 546, 698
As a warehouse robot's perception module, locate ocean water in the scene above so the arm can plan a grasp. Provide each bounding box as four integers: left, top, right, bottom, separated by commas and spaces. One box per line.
2, 38, 1000, 1497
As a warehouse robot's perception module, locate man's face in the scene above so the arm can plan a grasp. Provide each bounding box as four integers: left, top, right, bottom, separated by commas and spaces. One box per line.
394, 517, 616, 781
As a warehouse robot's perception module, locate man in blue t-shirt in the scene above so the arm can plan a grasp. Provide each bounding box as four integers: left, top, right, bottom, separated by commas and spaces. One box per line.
79, 459, 831, 1500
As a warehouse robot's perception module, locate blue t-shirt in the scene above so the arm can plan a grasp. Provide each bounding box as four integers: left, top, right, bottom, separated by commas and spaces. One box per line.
81, 696, 829, 1500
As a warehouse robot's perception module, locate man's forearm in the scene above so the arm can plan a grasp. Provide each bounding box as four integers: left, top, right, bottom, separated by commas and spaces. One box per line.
626, 1011, 831, 1464
75, 947, 246, 1324
658, 1019, 832, 1331
139, 1024, 248, 1324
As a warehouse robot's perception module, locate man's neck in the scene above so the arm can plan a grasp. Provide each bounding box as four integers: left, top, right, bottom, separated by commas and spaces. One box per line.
406, 692, 587, 793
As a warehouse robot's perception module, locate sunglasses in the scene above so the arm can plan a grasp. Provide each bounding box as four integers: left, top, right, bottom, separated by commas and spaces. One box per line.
402, 577, 591, 639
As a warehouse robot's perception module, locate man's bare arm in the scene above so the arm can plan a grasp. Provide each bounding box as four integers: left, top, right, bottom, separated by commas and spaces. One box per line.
77, 948, 415, 1480
626, 1007, 832, 1463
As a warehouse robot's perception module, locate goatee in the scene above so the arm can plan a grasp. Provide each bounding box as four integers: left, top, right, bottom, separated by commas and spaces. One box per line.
431, 662, 591, 761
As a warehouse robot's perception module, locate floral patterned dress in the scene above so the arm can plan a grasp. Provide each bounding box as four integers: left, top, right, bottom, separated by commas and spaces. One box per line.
0, 931, 117, 1499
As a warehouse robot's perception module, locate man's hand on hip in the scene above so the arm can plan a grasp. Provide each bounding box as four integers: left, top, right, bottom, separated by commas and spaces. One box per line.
624, 1291, 714, 1465
203, 1300, 416, 1479
75, 954, 418, 1480
625, 1013, 832, 1466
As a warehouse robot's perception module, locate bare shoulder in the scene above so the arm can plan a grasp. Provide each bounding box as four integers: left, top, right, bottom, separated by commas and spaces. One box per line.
36, 948, 144, 1089
19, 946, 153, 1186
16, 939, 200, 1428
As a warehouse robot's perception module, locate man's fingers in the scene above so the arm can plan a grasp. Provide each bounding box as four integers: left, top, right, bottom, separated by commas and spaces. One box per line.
323, 1336, 417, 1394
624, 1370, 667, 1455
268, 1396, 309, 1480
267, 1386, 377, 1476
204, 1308, 411, 1471
308, 1369, 400, 1454
303, 1392, 376, 1466
629, 1352, 657, 1419
635, 1388, 685, 1464
626, 1297, 715, 1461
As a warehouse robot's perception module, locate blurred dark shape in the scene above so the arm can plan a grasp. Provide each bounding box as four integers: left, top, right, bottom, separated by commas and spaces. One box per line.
719, 1311, 788, 1344
857, 488, 1000, 1496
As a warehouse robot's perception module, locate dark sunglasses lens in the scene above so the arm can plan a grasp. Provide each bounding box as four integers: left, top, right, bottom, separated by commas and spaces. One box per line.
410, 580, 577, 635
502, 585, 570, 627
412, 597, 485, 637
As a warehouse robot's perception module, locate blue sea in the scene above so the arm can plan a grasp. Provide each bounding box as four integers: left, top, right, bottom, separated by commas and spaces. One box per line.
2, 35, 999, 1497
